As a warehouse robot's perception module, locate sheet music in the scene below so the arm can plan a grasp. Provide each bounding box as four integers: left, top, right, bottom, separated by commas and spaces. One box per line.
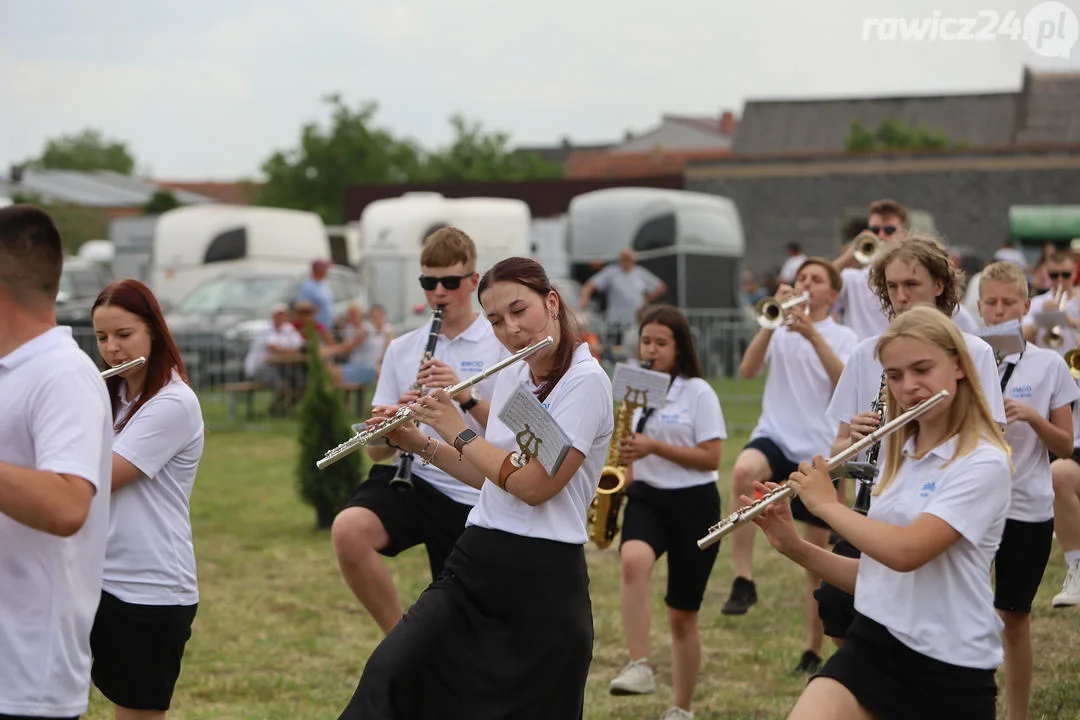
1032, 310, 1069, 330
497, 383, 573, 474
611, 363, 671, 409
976, 320, 1025, 358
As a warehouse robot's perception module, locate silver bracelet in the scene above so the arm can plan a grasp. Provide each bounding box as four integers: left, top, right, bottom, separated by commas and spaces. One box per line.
421, 438, 440, 465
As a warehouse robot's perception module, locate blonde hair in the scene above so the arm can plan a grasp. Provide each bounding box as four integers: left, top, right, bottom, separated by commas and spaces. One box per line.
420, 227, 477, 271
979, 261, 1028, 297
873, 306, 1009, 495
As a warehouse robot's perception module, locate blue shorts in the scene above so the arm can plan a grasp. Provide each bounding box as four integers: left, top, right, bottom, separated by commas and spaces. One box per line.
341, 363, 376, 385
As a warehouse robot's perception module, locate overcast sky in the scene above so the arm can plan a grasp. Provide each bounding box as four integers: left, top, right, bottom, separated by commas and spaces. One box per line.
3, 0, 1079, 180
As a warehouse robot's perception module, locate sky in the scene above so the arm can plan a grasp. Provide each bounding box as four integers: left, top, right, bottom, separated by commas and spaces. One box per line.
3, 0, 1080, 180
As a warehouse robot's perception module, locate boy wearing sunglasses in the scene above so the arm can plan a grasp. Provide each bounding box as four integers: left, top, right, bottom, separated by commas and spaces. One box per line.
832, 199, 909, 340
330, 227, 509, 636
1023, 249, 1080, 355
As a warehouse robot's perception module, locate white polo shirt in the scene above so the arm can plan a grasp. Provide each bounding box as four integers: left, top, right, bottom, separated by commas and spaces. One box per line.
836, 266, 890, 340
952, 304, 979, 333
468, 343, 614, 544
244, 322, 304, 377
855, 436, 1010, 669
750, 319, 858, 463
0, 326, 112, 718
827, 331, 1008, 463
630, 376, 726, 490
107, 376, 204, 605
1022, 289, 1080, 355
999, 346, 1080, 522
372, 314, 510, 505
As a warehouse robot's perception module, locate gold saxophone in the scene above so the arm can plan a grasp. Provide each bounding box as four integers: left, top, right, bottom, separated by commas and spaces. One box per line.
586, 361, 652, 549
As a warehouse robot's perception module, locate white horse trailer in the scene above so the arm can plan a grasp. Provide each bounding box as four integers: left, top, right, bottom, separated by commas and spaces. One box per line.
151, 205, 330, 309
357, 193, 530, 330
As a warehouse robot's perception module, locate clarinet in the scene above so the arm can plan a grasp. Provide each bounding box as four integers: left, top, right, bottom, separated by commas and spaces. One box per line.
390, 305, 445, 491
851, 370, 888, 515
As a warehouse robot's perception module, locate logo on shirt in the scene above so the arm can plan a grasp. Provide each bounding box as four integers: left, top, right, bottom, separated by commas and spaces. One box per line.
919, 480, 937, 498
1010, 384, 1033, 399
660, 413, 681, 424
460, 360, 485, 373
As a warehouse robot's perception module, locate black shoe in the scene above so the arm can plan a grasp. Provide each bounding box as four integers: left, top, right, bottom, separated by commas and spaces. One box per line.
793, 650, 822, 675
721, 576, 758, 615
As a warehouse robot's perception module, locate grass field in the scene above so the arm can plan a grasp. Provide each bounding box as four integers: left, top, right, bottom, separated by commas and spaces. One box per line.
83, 382, 1080, 720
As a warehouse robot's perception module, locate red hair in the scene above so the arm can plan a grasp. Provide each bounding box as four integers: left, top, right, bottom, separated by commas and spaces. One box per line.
92, 279, 189, 432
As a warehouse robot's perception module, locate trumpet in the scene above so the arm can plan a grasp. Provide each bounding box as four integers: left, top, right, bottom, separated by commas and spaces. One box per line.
1046, 286, 1072, 349
101, 357, 146, 379
756, 291, 810, 330
316, 336, 554, 470
853, 231, 881, 266
697, 389, 950, 550
1065, 348, 1080, 381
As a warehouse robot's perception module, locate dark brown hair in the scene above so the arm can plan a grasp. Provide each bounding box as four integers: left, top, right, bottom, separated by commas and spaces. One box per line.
868, 198, 909, 228
0, 204, 64, 309
478, 257, 583, 402
92, 279, 189, 432
638, 304, 702, 379
796, 256, 843, 292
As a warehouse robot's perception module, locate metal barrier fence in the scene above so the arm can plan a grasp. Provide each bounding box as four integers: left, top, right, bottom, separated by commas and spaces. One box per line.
71, 309, 768, 433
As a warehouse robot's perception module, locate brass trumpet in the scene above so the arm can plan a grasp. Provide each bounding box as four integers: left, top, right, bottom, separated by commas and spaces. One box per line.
101, 357, 146, 379
853, 231, 881, 266
1046, 286, 1072, 349
756, 291, 810, 330
316, 336, 554, 470
1065, 348, 1080, 381
697, 389, 950, 550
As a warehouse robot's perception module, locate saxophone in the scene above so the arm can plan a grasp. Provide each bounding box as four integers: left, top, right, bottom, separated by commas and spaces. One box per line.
586, 361, 652, 549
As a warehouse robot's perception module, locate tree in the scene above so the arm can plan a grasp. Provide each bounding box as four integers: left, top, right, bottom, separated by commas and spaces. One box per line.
10, 192, 108, 254
844, 118, 963, 151
36, 128, 137, 174
418, 114, 562, 183
295, 327, 363, 529
143, 189, 182, 215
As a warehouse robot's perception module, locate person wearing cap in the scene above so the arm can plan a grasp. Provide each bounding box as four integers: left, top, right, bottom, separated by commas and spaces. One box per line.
298, 259, 335, 330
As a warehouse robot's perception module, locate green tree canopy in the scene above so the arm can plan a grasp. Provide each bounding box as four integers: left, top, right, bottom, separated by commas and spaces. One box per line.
845, 118, 962, 151
143, 189, 182, 215
257, 94, 561, 224
35, 128, 137, 174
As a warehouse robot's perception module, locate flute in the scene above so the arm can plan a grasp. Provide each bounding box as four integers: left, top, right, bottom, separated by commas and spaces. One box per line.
101, 357, 146, 379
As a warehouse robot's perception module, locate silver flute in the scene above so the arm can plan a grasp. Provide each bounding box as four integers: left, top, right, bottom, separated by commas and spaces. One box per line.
697, 389, 950, 550
317, 336, 554, 470
101, 357, 146, 379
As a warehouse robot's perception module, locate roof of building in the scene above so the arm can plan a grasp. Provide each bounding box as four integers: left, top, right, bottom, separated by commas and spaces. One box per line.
512, 139, 616, 166
0, 169, 218, 207
155, 180, 262, 205
564, 147, 732, 179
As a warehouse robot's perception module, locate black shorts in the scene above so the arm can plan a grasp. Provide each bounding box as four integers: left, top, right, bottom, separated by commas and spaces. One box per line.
90, 590, 198, 711
619, 481, 721, 611
744, 436, 833, 530
1048, 447, 1080, 463
345, 463, 473, 580
815, 613, 997, 720
814, 537, 861, 639
994, 518, 1055, 613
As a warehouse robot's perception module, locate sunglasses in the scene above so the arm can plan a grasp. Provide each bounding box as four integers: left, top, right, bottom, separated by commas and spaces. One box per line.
1049, 271, 1074, 280
868, 225, 899, 236
418, 273, 473, 291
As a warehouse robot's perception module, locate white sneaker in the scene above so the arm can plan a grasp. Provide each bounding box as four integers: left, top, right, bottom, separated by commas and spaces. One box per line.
609, 658, 656, 695
1052, 559, 1080, 607
660, 707, 694, 720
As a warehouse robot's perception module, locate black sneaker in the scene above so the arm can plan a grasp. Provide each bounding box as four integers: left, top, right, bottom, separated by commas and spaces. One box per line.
721, 576, 758, 615
792, 650, 822, 675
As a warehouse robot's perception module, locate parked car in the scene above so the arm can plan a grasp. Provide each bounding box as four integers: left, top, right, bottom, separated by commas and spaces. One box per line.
55, 258, 114, 357
165, 265, 368, 387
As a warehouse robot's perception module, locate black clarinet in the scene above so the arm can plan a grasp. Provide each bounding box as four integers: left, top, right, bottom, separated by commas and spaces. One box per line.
390, 305, 445, 491
851, 370, 888, 515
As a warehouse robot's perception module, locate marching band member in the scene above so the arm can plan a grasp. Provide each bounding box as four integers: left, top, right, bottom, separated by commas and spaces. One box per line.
90, 279, 205, 720
753, 306, 1011, 720
724, 257, 858, 676
977, 261, 1077, 720
832, 199, 910, 340
1022, 249, 1080, 354
0, 205, 112, 720
1050, 412, 1080, 608
608, 305, 725, 720
336, 257, 613, 719
819, 236, 1007, 648
330, 228, 508, 635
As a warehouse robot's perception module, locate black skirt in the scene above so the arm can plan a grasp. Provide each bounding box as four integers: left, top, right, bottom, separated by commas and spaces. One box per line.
338, 526, 594, 720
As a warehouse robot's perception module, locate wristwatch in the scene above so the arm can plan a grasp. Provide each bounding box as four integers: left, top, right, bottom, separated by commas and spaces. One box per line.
458, 387, 482, 412
454, 429, 479, 457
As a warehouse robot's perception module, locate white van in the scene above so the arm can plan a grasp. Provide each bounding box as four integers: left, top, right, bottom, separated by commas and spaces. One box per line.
151, 205, 331, 309
357, 193, 530, 331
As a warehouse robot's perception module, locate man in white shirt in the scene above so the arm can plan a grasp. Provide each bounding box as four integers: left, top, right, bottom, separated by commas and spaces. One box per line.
0, 205, 112, 720
778, 241, 807, 285
832, 199, 910, 340
1022, 249, 1080, 355
723, 257, 858, 676
579, 248, 667, 350
330, 227, 509, 635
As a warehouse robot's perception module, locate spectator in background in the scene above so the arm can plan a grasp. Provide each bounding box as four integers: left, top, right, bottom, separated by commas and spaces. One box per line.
292, 299, 334, 345
297, 259, 335, 330
1032, 242, 1057, 295
244, 303, 305, 412
778, 241, 807, 285
993, 239, 1029, 271
366, 304, 394, 374
329, 304, 380, 387
742, 269, 770, 308
579, 248, 667, 349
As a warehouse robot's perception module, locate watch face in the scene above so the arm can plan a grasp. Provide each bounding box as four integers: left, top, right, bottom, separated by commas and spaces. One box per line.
459, 429, 478, 443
